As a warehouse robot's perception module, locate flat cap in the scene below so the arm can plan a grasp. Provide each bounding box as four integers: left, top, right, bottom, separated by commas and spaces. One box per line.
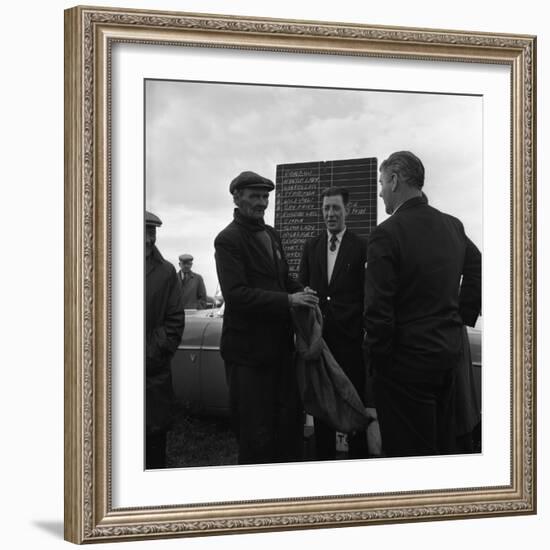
179, 253, 193, 262
145, 211, 162, 227
229, 171, 275, 194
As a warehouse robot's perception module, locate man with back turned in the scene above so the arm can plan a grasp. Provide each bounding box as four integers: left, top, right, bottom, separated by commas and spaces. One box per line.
364, 151, 481, 457
214, 170, 318, 465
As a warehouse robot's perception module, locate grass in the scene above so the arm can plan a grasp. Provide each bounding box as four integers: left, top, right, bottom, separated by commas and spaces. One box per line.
166, 404, 238, 468
166, 404, 340, 467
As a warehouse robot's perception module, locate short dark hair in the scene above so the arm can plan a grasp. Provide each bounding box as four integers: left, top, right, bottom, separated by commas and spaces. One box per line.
380, 151, 425, 189
321, 186, 349, 205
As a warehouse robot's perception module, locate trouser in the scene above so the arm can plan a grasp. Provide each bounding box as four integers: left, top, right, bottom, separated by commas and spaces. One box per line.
226, 358, 303, 465
145, 369, 173, 469
374, 367, 457, 458
314, 334, 368, 460
145, 430, 167, 469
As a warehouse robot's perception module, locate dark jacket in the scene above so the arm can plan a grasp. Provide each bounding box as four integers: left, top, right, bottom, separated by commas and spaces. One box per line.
146, 246, 185, 431
214, 209, 302, 367
364, 195, 481, 380
178, 270, 207, 309
298, 230, 367, 344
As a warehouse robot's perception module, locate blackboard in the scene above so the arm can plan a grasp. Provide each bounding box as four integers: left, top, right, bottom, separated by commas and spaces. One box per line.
274, 157, 378, 275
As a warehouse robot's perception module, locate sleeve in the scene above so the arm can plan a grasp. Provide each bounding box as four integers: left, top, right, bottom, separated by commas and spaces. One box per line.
459, 236, 482, 327
161, 268, 186, 356
285, 276, 303, 294
214, 232, 291, 316
197, 275, 207, 310
364, 226, 398, 370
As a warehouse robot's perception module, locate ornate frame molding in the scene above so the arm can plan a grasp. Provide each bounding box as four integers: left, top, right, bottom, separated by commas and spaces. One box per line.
64, 5, 536, 544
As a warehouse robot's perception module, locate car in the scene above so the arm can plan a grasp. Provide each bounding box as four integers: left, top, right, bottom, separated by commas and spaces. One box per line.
171, 306, 482, 418
172, 306, 229, 415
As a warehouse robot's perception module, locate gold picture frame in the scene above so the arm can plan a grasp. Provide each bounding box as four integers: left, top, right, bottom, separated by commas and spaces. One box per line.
64, 5, 536, 544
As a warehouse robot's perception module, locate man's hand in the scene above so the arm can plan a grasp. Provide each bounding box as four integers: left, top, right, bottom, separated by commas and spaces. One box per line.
365, 407, 378, 421
289, 290, 319, 308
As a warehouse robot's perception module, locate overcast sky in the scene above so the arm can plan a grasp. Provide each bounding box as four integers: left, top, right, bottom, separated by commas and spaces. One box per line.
146, 80, 482, 298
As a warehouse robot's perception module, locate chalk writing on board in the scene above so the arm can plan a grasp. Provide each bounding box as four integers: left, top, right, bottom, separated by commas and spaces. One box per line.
275, 157, 378, 275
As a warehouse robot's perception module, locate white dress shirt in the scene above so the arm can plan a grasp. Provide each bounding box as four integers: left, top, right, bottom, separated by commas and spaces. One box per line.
327, 227, 346, 283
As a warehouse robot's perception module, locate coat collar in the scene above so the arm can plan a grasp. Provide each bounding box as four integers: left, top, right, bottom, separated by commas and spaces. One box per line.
232, 208, 267, 232
329, 230, 352, 287
146, 246, 165, 276
326, 227, 347, 242
393, 194, 427, 214
316, 232, 328, 288
179, 270, 196, 281
233, 213, 280, 277
315, 230, 353, 288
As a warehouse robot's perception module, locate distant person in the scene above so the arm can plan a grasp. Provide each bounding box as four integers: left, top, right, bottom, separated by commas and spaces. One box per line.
145, 211, 186, 468
178, 253, 207, 309
298, 187, 369, 460
214, 170, 318, 464
364, 151, 481, 457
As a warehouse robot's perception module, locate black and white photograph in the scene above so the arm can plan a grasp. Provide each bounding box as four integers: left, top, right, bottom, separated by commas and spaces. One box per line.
144, 79, 483, 469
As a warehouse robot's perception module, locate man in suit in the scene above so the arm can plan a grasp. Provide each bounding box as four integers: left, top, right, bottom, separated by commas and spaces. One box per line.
364, 151, 482, 457
177, 253, 207, 309
298, 186, 369, 460
214, 170, 319, 465
145, 211, 186, 468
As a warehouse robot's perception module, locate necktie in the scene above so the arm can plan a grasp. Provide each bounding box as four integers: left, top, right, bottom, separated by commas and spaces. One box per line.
330, 234, 338, 252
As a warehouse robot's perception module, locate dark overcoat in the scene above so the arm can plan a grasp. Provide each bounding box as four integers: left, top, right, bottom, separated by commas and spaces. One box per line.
146, 247, 185, 432
214, 210, 302, 368
364, 195, 481, 379
214, 209, 304, 463
178, 270, 207, 309
364, 195, 481, 455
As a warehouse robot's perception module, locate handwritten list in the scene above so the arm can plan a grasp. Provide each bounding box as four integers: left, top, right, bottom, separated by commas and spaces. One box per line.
274, 157, 378, 275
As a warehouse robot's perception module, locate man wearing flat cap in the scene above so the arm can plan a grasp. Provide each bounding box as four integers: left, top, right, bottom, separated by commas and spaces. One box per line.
214, 170, 319, 465
145, 211, 185, 468
177, 253, 207, 309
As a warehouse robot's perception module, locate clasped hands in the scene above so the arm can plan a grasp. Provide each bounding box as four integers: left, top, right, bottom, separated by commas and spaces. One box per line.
289, 286, 319, 308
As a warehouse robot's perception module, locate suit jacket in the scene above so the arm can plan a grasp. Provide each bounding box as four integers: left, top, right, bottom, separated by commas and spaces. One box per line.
214, 209, 302, 368
298, 230, 367, 345
364, 195, 481, 381
178, 270, 207, 309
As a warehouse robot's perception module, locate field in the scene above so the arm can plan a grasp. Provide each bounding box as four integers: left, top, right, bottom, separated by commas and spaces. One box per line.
166, 403, 350, 467
166, 405, 238, 468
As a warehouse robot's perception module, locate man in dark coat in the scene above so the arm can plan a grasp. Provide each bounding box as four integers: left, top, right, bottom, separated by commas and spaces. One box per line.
214, 171, 319, 465
177, 253, 207, 309
298, 186, 369, 460
145, 211, 186, 468
364, 151, 481, 457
